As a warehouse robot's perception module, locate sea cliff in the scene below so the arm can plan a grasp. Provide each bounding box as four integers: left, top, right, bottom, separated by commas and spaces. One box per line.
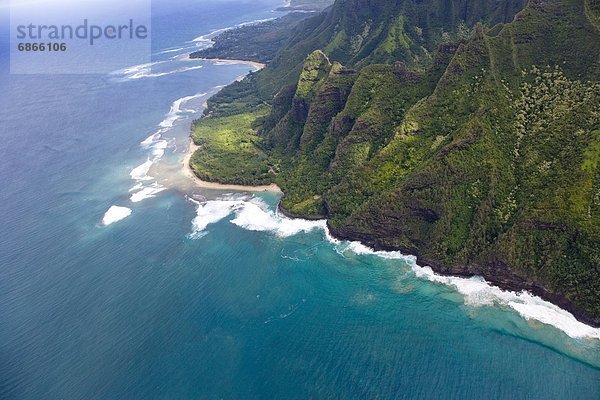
189, 0, 600, 326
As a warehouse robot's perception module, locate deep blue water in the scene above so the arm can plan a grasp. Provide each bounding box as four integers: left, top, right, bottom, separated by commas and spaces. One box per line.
0, 1, 599, 399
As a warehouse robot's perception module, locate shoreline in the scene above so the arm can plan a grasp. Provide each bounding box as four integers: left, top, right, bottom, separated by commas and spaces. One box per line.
181, 135, 599, 330
183, 139, 599, 329
178, 54, 266, 70
178, 42, 599, 330
180, 49, 276, 193
183, 140, 599, 329
182, 141, 282, 193
324, 222, 600, 329
275, 203, 600, 331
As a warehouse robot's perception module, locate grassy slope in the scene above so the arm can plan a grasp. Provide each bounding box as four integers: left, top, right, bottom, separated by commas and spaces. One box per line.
190, 106, 273, 185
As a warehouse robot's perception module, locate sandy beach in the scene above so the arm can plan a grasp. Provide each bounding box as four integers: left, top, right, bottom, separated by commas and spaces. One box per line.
182, 141, 281, 193
177, 52, 276, 192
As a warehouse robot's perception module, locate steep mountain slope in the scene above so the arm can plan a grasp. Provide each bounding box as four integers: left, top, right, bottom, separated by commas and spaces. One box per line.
190, 0, 600, 324
254, 0, 527, 95
321, 0, 600, 324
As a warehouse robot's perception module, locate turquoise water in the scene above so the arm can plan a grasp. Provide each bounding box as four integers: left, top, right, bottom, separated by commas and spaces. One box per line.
0, 1, 599, 399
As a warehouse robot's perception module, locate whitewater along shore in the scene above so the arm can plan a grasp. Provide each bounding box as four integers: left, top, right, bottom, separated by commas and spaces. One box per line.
176, 54, 266, 70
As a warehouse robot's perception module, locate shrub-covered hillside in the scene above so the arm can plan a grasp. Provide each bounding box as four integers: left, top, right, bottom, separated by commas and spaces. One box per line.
190, 0, 600, 325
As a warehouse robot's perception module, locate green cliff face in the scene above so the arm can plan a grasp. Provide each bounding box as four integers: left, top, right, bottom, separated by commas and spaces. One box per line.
253, 0, 527, 95
191, 0, 600, 324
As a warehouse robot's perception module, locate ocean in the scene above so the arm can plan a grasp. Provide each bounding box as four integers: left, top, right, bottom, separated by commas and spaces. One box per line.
0, 1, 599, 398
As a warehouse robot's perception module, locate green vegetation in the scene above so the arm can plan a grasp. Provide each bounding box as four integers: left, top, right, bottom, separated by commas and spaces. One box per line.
190, 0, 600, 324
295, 50, 332, 98
189, 13, 312, 64
190, 106, 274, 185
276, 0, 334, 12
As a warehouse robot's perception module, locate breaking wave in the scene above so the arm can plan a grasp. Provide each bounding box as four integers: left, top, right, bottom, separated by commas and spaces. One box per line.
102, 205, 132, 226
188, 195, 325, 238
329, 232, 600, 340
187, 195, 600, 340
113, 64, 204, 81
190, 17, 277, 44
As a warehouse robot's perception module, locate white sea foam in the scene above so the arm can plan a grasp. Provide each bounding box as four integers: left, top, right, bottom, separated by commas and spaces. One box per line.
140, 131, 164, 148
188, 196, 325, 238
102, 205, 132, 226
150, 139, 169, 158
181, 93, 207, 112
159, 93, 206, 128
412, 266, 600, 339
191, 33, 214, 44
190, 18, 278, 44
189, 200, 244, 238
126, 65, 204, 80
327, 232, 600, 339
191, 34, 212, 44
130, 92, 208, 205
332, 238, 416, 262
113, 60, 168, 76
111, 62, 204, 81
110, 60, 170, 80
117, 19, 278, 81
230, 198, 326, 236
129, 157, 162, 202
129, 182, 144, 192
185, 194, 600, 338
157, 46, 187, 54
130, 183, 166, 203
129, 159, 154, 181
244, 205, 600, 339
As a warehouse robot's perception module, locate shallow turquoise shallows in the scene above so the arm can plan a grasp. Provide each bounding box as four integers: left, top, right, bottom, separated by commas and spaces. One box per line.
0, 1, 599, 399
